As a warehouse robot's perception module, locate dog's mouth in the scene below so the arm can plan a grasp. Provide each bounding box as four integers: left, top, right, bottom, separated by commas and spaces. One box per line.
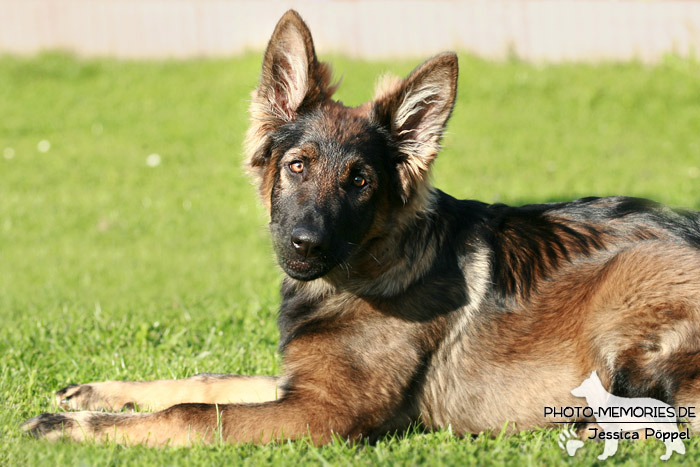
285, 259, 313, 273
280, 257, 332, 281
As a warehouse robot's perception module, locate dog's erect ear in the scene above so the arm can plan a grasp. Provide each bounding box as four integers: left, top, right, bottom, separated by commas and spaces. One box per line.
245, 10, 336, 171
372, 53, 458, 203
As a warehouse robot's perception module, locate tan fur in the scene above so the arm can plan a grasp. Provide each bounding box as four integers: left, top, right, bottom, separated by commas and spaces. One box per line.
420, 242, 700, 432
57, 375, 280, 412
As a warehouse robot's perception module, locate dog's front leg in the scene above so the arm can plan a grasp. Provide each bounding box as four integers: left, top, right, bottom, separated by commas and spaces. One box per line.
56, 374, 280, 411
24, 392, 380, 446
25, 316, 421, 445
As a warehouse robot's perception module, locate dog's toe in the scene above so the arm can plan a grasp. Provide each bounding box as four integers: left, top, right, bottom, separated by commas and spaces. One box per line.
56, 384, 95, 410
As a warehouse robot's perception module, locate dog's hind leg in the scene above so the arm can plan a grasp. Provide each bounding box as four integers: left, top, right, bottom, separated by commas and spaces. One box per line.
56, 374, 280, 412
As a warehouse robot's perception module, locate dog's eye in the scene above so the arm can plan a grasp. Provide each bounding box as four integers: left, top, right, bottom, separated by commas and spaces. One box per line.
352, 175, 366, 188
289, 161, 304, 174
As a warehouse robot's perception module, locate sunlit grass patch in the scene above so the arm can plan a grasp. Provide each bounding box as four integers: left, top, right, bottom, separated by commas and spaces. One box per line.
1, 52, 700, 465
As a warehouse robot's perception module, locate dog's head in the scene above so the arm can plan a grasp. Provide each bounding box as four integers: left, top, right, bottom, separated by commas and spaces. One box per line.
245, 10, 457, 281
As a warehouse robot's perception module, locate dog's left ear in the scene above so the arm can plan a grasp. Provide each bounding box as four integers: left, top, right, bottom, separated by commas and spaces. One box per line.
372, 53, 458, 203
245, 10, 336, 172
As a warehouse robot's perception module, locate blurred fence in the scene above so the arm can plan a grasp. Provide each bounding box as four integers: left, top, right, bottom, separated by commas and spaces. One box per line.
2, 0, 700, 62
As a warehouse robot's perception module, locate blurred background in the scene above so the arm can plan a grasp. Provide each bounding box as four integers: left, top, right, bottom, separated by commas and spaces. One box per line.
4, 0, 700, 62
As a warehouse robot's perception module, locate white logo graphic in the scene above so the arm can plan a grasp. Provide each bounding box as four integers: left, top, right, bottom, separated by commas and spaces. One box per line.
558, 427, 584, 456
570, 371, 686, 461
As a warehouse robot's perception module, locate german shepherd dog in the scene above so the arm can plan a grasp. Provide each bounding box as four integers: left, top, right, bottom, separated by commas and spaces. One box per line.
23, 10, 700, 446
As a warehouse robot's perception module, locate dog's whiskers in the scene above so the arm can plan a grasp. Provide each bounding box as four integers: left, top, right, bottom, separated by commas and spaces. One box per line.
367, 252, 382, 265
348, 241, 383, 266
341, 261, 352, 279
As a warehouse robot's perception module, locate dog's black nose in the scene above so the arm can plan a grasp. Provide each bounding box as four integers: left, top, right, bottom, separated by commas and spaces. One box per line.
291, 227, 324, 258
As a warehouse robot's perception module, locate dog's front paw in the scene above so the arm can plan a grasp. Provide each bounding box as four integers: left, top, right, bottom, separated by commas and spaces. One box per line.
21, 412, 90, 441
56, 383, 133, 411
22, 411, 124, 442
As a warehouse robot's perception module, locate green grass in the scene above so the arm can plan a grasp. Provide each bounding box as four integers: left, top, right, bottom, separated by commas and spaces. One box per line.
1, 52, 700, 465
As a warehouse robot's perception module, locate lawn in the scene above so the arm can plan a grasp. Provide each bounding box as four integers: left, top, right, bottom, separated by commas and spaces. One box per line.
1, 52, 700, 465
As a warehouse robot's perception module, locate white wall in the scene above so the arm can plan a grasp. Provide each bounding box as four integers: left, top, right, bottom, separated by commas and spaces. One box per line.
2, 0, 700, 62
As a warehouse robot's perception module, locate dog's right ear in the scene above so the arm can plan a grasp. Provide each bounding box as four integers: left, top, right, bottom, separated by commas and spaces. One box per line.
245, 10, 336, 172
